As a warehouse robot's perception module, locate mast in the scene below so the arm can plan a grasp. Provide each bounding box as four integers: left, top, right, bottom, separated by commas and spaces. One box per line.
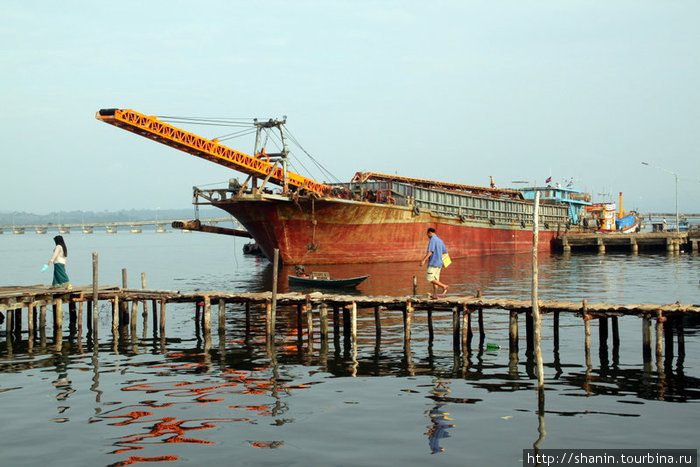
253, 117, 289, 193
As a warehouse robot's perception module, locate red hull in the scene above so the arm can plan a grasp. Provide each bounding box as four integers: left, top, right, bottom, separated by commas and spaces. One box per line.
214, 195, 564, 264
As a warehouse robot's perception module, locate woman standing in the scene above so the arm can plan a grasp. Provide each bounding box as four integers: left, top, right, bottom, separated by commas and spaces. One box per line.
48, 235, 71, 289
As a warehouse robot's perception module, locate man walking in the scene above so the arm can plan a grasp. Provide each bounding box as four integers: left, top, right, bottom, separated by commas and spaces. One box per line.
420, 227, 449, 299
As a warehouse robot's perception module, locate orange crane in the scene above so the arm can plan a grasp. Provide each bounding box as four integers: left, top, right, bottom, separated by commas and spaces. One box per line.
95, 108, 332, 195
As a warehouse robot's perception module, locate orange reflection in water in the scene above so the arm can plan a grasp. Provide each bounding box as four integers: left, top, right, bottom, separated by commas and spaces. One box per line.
102, 368, 313, 465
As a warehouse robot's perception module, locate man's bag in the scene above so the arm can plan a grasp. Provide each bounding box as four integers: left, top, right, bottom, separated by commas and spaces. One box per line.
442, 253, 452, 268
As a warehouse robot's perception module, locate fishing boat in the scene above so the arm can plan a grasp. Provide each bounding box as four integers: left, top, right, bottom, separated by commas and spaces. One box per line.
96, 109, 593, 264
288, 271, 369, 289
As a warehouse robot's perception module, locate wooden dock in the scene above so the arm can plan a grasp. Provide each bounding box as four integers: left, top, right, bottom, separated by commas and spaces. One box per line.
2, 284, 698, 362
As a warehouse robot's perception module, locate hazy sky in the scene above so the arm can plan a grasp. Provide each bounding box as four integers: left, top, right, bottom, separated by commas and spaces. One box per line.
2, 1, 698, 215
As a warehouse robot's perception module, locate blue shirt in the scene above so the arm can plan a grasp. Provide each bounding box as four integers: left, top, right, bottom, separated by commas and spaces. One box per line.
427, 234, 447, 268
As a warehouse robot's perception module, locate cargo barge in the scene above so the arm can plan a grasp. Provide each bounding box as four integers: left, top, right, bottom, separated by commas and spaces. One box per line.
97, 108, 591, 264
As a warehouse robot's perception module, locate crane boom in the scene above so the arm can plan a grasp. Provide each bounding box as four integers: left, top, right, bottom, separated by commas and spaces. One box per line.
95, 108, 331, 195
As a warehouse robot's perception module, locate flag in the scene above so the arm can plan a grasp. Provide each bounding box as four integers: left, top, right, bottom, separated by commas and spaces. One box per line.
545, 176, 552, 183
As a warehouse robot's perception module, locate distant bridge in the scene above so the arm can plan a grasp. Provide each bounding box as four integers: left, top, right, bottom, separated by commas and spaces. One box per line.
0, 217, 238, 234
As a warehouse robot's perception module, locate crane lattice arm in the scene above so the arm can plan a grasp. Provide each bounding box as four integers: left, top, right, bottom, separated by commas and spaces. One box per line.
96, 108, 331, 195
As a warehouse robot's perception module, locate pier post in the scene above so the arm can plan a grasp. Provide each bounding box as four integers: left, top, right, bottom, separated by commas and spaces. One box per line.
306, 296, 314, 348
141, 272, 148, 323
642, 314, 652, 363
461, 306, 470, 354
27, 302, 35, 345
509, 310, 519, 354
218, 299, 226, 333
92, 252, 98, 328
676, 317, 685, 364
203, 296, 211, 334
39, 305, 46, 350
597, 237, 605, 254
598, 317, 609, 367
121, 268, 129, 324
271, 248, 279, 333
111, 296, 118, 332
130, 301, 138, 338
403, 301, 413, 345
553, 311, 560, 349
296, 304, 304, 347
151, 299, 158, 336
54, 299, 63, 350
582, 300, 592, 368
562, 237, 571, 253
342, 306, 350, 340
159, 298, 166, 336
477, 290, 485, 347
664, 316, 674, 361
333, 305, 340, 341
5, 310, 12, 340
265, 299, 272, 340
374, 306, 381, 340
427, 307, 434, 343
350, 302, 358, 348
54, 299, 63, 334
320, 303, 329, 342
452, 306, 460, 352
630, 238, 638, 254
655, 310, 665, 361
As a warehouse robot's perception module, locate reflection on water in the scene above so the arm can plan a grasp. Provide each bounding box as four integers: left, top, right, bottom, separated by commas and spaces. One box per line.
1, 237, 700, 465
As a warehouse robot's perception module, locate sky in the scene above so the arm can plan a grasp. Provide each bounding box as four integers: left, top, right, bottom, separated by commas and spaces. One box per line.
2, 0, 699, 215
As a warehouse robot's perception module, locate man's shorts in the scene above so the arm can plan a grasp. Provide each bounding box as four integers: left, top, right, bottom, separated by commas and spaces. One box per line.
426, 266, 441, 282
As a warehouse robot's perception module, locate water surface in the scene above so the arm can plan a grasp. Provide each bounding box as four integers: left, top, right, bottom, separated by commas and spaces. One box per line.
1, 232, 698, 466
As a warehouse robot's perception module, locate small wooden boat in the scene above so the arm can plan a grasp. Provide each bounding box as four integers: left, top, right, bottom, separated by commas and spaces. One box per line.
288, 272, 369, 289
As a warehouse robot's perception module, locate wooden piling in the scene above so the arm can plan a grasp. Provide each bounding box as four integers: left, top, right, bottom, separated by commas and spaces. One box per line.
426, 306, 434, 342
642, 314, 652, 362
452, 306, 460, 351
141, 272, 148, 320
218, 299, 226, 332
27, 302, 35, 342
320, 303, 329, 342
531, 191, 544, 387
296, 304, 304, 345
271, 248, 279, 334
374, 306, 381, 340
159, 298, 166, 336
130, 301, 138, 337
655, 310, 664, 360
92, 252, 98, 327
404, 301, 413, 344
203, 296, 211, 334
350, 302, 358, 347
265, 299, 272, 338
306, 296, 314, 348
461, 306, 470, 353
583, 299, 592, 367
111, 296, 118, 332
476, 290, 485, 346
55, 299, 63, 332
509, 310, 518, 353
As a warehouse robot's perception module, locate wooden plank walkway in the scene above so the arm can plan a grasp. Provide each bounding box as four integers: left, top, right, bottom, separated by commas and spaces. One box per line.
2, 285, 698, 362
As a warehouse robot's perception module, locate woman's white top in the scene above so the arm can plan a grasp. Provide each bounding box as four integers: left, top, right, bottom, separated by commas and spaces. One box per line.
49, 245, 66, 265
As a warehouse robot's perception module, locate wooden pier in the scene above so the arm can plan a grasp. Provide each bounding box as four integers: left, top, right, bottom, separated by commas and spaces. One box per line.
2, 284, 699, 363
556, 230, 700, 254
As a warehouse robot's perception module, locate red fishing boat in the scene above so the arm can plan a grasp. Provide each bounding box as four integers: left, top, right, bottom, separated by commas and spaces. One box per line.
96, 109, 591, 264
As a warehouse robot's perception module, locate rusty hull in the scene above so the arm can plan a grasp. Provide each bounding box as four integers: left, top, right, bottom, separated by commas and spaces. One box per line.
212, 194, 562, 264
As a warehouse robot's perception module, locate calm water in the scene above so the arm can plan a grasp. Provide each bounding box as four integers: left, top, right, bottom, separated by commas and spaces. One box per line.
1, 231, 699, 466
